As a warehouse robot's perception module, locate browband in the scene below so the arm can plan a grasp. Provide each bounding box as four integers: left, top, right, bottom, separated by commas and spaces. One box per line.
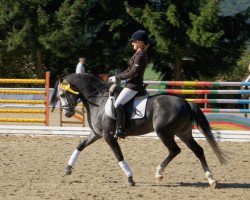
60, 81, 79, 95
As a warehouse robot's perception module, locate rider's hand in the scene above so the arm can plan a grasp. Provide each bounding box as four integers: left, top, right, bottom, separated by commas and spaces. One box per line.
108, 76, 116, 83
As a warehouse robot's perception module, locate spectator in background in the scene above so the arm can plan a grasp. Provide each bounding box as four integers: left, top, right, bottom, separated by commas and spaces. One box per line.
76, 57, 86, 74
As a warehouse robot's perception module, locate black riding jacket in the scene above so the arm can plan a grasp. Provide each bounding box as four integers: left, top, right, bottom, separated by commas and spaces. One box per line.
115, 50, 148, 92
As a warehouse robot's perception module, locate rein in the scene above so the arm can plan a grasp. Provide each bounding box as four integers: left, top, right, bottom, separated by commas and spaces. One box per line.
85, 82, 112, 99
79, 94, 99, 107
77, 82, 112, 107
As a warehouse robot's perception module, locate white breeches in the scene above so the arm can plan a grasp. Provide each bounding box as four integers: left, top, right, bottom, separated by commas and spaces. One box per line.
114, 87, 138, 108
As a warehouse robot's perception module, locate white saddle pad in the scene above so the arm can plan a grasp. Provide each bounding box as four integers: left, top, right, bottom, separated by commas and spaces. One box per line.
105, 95, 148, 119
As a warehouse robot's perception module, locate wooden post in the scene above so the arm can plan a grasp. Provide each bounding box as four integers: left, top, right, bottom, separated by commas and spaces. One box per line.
59, 102, 63, 127
45, 71, 50, 126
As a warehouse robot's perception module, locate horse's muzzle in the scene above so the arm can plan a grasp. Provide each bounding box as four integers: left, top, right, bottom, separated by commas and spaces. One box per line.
65, 111, 75, 118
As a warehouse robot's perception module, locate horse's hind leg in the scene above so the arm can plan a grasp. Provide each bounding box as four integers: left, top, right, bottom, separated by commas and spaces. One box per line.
155, 133, 181, 183
179, 133, 218, 188
65, 131, 101, 175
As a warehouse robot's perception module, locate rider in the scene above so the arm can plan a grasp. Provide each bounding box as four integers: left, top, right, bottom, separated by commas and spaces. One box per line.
109, 30, 149, 138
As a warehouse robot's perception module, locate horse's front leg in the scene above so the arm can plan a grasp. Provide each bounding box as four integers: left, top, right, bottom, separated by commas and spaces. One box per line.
65, 131, 101, 175
103, 133, 135, 187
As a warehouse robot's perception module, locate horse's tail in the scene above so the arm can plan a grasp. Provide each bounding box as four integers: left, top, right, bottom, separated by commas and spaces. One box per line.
188, 102, 227, 164
50, 80, 59, 112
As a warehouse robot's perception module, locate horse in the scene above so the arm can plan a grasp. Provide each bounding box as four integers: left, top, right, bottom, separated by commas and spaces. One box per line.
51, 73, 227, 188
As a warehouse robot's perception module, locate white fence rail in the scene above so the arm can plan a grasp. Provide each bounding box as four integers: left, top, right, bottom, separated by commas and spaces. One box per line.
0, 125, 249, 142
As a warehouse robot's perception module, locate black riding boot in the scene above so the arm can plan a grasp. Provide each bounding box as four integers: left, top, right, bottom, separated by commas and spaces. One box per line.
114, 105, 126, 138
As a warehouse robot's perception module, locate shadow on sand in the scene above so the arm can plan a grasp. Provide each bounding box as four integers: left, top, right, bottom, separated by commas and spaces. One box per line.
140, 182, 250, 189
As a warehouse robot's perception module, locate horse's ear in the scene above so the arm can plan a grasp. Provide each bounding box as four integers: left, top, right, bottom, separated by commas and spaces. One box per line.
58, 79, 79, 95
59, 76, 63, 84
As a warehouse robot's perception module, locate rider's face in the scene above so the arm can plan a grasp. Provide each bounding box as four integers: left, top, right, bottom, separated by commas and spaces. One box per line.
132, 40, 140, 51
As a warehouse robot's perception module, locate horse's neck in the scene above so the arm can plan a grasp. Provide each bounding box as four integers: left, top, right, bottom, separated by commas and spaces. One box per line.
82, 92, 108, 122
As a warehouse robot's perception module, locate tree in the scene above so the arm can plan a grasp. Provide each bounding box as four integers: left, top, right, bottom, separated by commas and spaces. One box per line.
0, 0, 249, 83
125, 0, 250, 80
0, 0, 136, 81
0, 0, 67, 78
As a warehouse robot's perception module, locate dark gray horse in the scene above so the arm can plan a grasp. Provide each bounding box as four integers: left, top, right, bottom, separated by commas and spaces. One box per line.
51, 73, 226, 188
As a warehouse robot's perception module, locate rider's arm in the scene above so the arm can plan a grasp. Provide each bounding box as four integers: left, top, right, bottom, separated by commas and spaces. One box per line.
115, 54, 145, 81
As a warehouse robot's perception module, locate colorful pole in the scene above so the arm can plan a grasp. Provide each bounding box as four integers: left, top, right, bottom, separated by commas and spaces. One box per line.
143, 81, 250, 87
147, 89, 250, 95
186, 99, 250, 104
202, 109, 250, 113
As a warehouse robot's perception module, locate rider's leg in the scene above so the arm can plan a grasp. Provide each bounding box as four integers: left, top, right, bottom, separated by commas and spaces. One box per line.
114, 104, 126, 137
114, 88, 137, 138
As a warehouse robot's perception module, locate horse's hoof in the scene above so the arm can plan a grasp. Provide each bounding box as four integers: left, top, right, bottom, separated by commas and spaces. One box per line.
209, 180, 218, 189
128, 176, 136, 187
64, 165, 73, 176
128, 181, 136, 187
155, 175, 164, 184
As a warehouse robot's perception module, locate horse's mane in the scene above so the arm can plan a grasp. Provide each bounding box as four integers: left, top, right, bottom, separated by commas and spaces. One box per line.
65, 73, 108, 95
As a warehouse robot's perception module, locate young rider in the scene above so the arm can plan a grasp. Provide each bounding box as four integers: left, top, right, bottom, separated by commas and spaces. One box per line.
109, 30, 149, 138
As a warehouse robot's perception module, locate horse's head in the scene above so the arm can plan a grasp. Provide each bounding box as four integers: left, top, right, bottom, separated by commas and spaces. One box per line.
51, 73, 106, 116
58, 79, 80, 117
51, 76, 80, 117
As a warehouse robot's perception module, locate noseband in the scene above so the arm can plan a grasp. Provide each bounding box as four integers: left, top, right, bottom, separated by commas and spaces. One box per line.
60, 92, 78, 110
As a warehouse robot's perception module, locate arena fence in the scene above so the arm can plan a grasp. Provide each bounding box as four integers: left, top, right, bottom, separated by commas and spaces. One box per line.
0, 76, 249, 131
0, 125, 249, 142
142, 80, 250, 130
0, 72, 50, 125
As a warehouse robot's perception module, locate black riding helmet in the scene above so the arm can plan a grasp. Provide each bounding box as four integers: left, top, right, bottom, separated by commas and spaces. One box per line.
129, 30, 149, 44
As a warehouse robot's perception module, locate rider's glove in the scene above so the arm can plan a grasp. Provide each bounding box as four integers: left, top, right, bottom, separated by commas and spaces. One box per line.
108, 76, 116, 83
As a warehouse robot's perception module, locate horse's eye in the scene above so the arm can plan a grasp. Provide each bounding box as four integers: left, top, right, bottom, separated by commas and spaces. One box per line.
60, 93, 66, 98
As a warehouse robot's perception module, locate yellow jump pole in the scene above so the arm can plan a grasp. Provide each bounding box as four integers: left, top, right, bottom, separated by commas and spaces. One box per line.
0, 118, 45, 123
0, 90, 45, 95
0, 100, 45, 104
0, 109, 45, 113
45, 71, 50, 126
0, 79, 45, 84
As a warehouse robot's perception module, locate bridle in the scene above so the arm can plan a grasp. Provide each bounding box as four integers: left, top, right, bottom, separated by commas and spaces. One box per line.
60, 81, 112, 109
60, 92, 79, 111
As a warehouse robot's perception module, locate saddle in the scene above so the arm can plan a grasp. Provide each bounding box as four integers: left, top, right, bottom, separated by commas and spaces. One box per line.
105, 84, 149, 120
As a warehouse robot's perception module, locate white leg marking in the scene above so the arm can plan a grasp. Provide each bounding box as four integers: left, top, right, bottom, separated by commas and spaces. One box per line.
68, 149, 81, 167
205, 171, 218, 188
119, 161, 133, 177
155, 165, 164, 183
